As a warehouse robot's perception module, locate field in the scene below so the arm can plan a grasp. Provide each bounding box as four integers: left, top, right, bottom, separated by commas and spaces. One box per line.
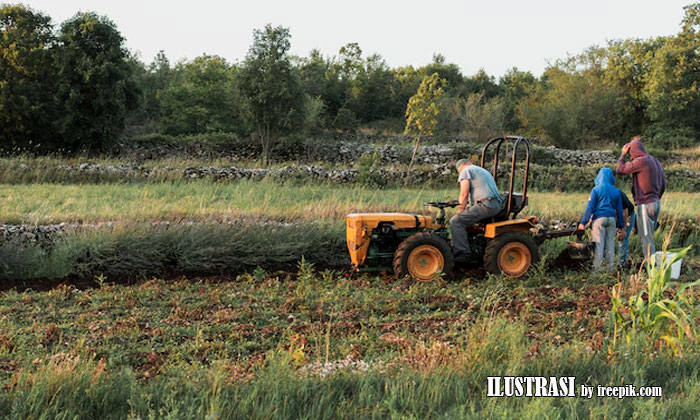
3, 0, 700, 415
1, 164, 700, 419
1, 181, 699, 224
3, 271, 700, 418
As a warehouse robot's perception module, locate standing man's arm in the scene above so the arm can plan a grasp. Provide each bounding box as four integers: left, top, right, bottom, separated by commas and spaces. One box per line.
616, 144, 643, 174
458, 180, 470, 212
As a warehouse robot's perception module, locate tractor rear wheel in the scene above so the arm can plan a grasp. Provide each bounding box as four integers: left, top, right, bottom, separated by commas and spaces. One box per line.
484, 232, 539, 278
393, 232, 454, 281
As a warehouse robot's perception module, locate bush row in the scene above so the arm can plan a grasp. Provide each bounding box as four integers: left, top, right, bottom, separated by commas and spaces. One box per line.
2, 215, 699, 283
0, 222, 346, 282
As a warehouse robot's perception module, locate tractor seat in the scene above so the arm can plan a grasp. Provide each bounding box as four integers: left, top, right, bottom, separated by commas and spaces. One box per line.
484, 193, 527, 224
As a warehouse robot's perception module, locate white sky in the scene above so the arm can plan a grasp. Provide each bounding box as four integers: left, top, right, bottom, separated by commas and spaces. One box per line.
22, 0, 693, 77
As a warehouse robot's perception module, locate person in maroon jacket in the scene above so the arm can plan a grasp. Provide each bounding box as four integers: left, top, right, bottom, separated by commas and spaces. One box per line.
616, 136, 666, 261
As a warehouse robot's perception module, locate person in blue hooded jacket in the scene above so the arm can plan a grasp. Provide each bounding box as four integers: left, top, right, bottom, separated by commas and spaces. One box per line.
577, 168, 625, 272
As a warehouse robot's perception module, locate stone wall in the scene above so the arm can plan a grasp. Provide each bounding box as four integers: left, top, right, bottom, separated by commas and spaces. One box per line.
7, 161, 700, 191
118, 136, 669, 167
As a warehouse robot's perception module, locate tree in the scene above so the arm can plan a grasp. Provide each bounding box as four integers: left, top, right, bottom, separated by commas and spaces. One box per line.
137, 51, 174, 125
0, 4, 57, 151
605, 37, 665, 136
518, 50, 628, 148
420, 53, 464, 95
349, 53, 398, 123
338, 43, 363, 80
463, 69, 501, 99
391, 65, 422, 116
442, 93, 506, 140
55, 12, 139, 152
298, 49, 329, 99
160, 55, 246, 135
498, 67, 538, 130
404, 73, 444, 178
643, 4, 700, 135
238, 24, 306, 166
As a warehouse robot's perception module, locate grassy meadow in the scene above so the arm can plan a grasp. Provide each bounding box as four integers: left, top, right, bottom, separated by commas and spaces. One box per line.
1, 180, 699, 224
1, 160, 699, 418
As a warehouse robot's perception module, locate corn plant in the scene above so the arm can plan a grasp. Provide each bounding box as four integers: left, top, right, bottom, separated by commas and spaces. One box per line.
611, 245, 698, 354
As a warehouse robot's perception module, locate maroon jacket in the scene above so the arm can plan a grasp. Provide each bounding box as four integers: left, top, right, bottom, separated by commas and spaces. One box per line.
616, 140, 665, 205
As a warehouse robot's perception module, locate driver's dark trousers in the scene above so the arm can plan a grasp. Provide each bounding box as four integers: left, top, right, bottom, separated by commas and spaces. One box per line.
450, 200, 503, 257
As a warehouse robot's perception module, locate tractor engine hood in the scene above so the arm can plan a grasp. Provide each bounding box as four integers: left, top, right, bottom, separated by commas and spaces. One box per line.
346, 213, 439, 267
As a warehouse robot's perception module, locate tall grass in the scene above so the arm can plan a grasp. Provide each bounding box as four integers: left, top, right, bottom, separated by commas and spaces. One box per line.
1, 181, 698, 224
1, 157, 699, 192
0, 222, 346, 281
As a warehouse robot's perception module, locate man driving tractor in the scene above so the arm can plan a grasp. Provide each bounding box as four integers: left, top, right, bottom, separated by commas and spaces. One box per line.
450, 158, 504, 264
346, 136, 543, 281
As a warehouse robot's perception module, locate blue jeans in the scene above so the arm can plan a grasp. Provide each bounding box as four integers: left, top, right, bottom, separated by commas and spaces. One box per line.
617, 211, 635, 265
450, 200, 503, 256
592, 217, 616, 272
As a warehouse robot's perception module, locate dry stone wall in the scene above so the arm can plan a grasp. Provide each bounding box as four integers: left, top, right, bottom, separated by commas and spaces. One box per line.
119, 137, 657, 167
8, 161, 700, 190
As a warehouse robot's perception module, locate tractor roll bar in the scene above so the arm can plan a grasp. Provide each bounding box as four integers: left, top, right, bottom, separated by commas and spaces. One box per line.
479, 136, 531, 219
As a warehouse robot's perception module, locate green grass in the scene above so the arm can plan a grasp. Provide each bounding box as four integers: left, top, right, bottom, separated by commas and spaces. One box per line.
1, 180, 699, 225
1, 158, 699, 417
0, 222, 346, 281
1, 180, 697, 282
2, 273, 700, 418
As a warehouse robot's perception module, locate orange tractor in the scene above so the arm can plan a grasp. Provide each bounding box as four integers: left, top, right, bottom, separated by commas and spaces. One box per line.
346, 136, 565, 281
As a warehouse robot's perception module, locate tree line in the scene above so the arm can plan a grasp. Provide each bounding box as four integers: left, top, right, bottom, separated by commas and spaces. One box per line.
1, 3, 699, 155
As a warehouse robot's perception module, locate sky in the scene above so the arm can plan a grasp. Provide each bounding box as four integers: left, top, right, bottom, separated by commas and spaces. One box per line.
21, 0, 693, 77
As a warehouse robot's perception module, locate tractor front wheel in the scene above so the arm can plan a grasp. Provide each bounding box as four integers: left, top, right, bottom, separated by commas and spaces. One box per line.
484, 232, 539, 278
393, 232, 454, 281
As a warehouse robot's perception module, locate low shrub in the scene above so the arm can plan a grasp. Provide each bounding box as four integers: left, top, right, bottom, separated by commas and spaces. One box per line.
644, 125, 699, 150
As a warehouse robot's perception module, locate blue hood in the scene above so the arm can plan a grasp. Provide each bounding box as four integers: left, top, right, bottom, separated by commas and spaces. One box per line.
581, 167, 624, 228
594, 167, 616, 187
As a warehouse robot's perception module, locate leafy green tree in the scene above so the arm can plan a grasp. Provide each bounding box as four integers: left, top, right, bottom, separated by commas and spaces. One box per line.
390, 65, 422, 116
498, 67, 538, 130
605, 37, 665, 136
420, 53, 464, 95
405, 73, 444, 176
0, 4, 57, 151
643, 3, 700, 136
238, 24, 306, 166
463, 69, 501, 99
298, 49, 329, 99
333, 107, 359, 133
137, 51, 174, 124
303, 96, 326, 135
518, 50, 628, 148
298, 49, 340, 131
338, 42, 363, 80
349, 53, 399, 123
160, 55, 246, 135
55, 12, 139, 152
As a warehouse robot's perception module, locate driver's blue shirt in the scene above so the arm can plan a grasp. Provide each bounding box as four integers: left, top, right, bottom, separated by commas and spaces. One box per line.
458, 165, 502, 205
